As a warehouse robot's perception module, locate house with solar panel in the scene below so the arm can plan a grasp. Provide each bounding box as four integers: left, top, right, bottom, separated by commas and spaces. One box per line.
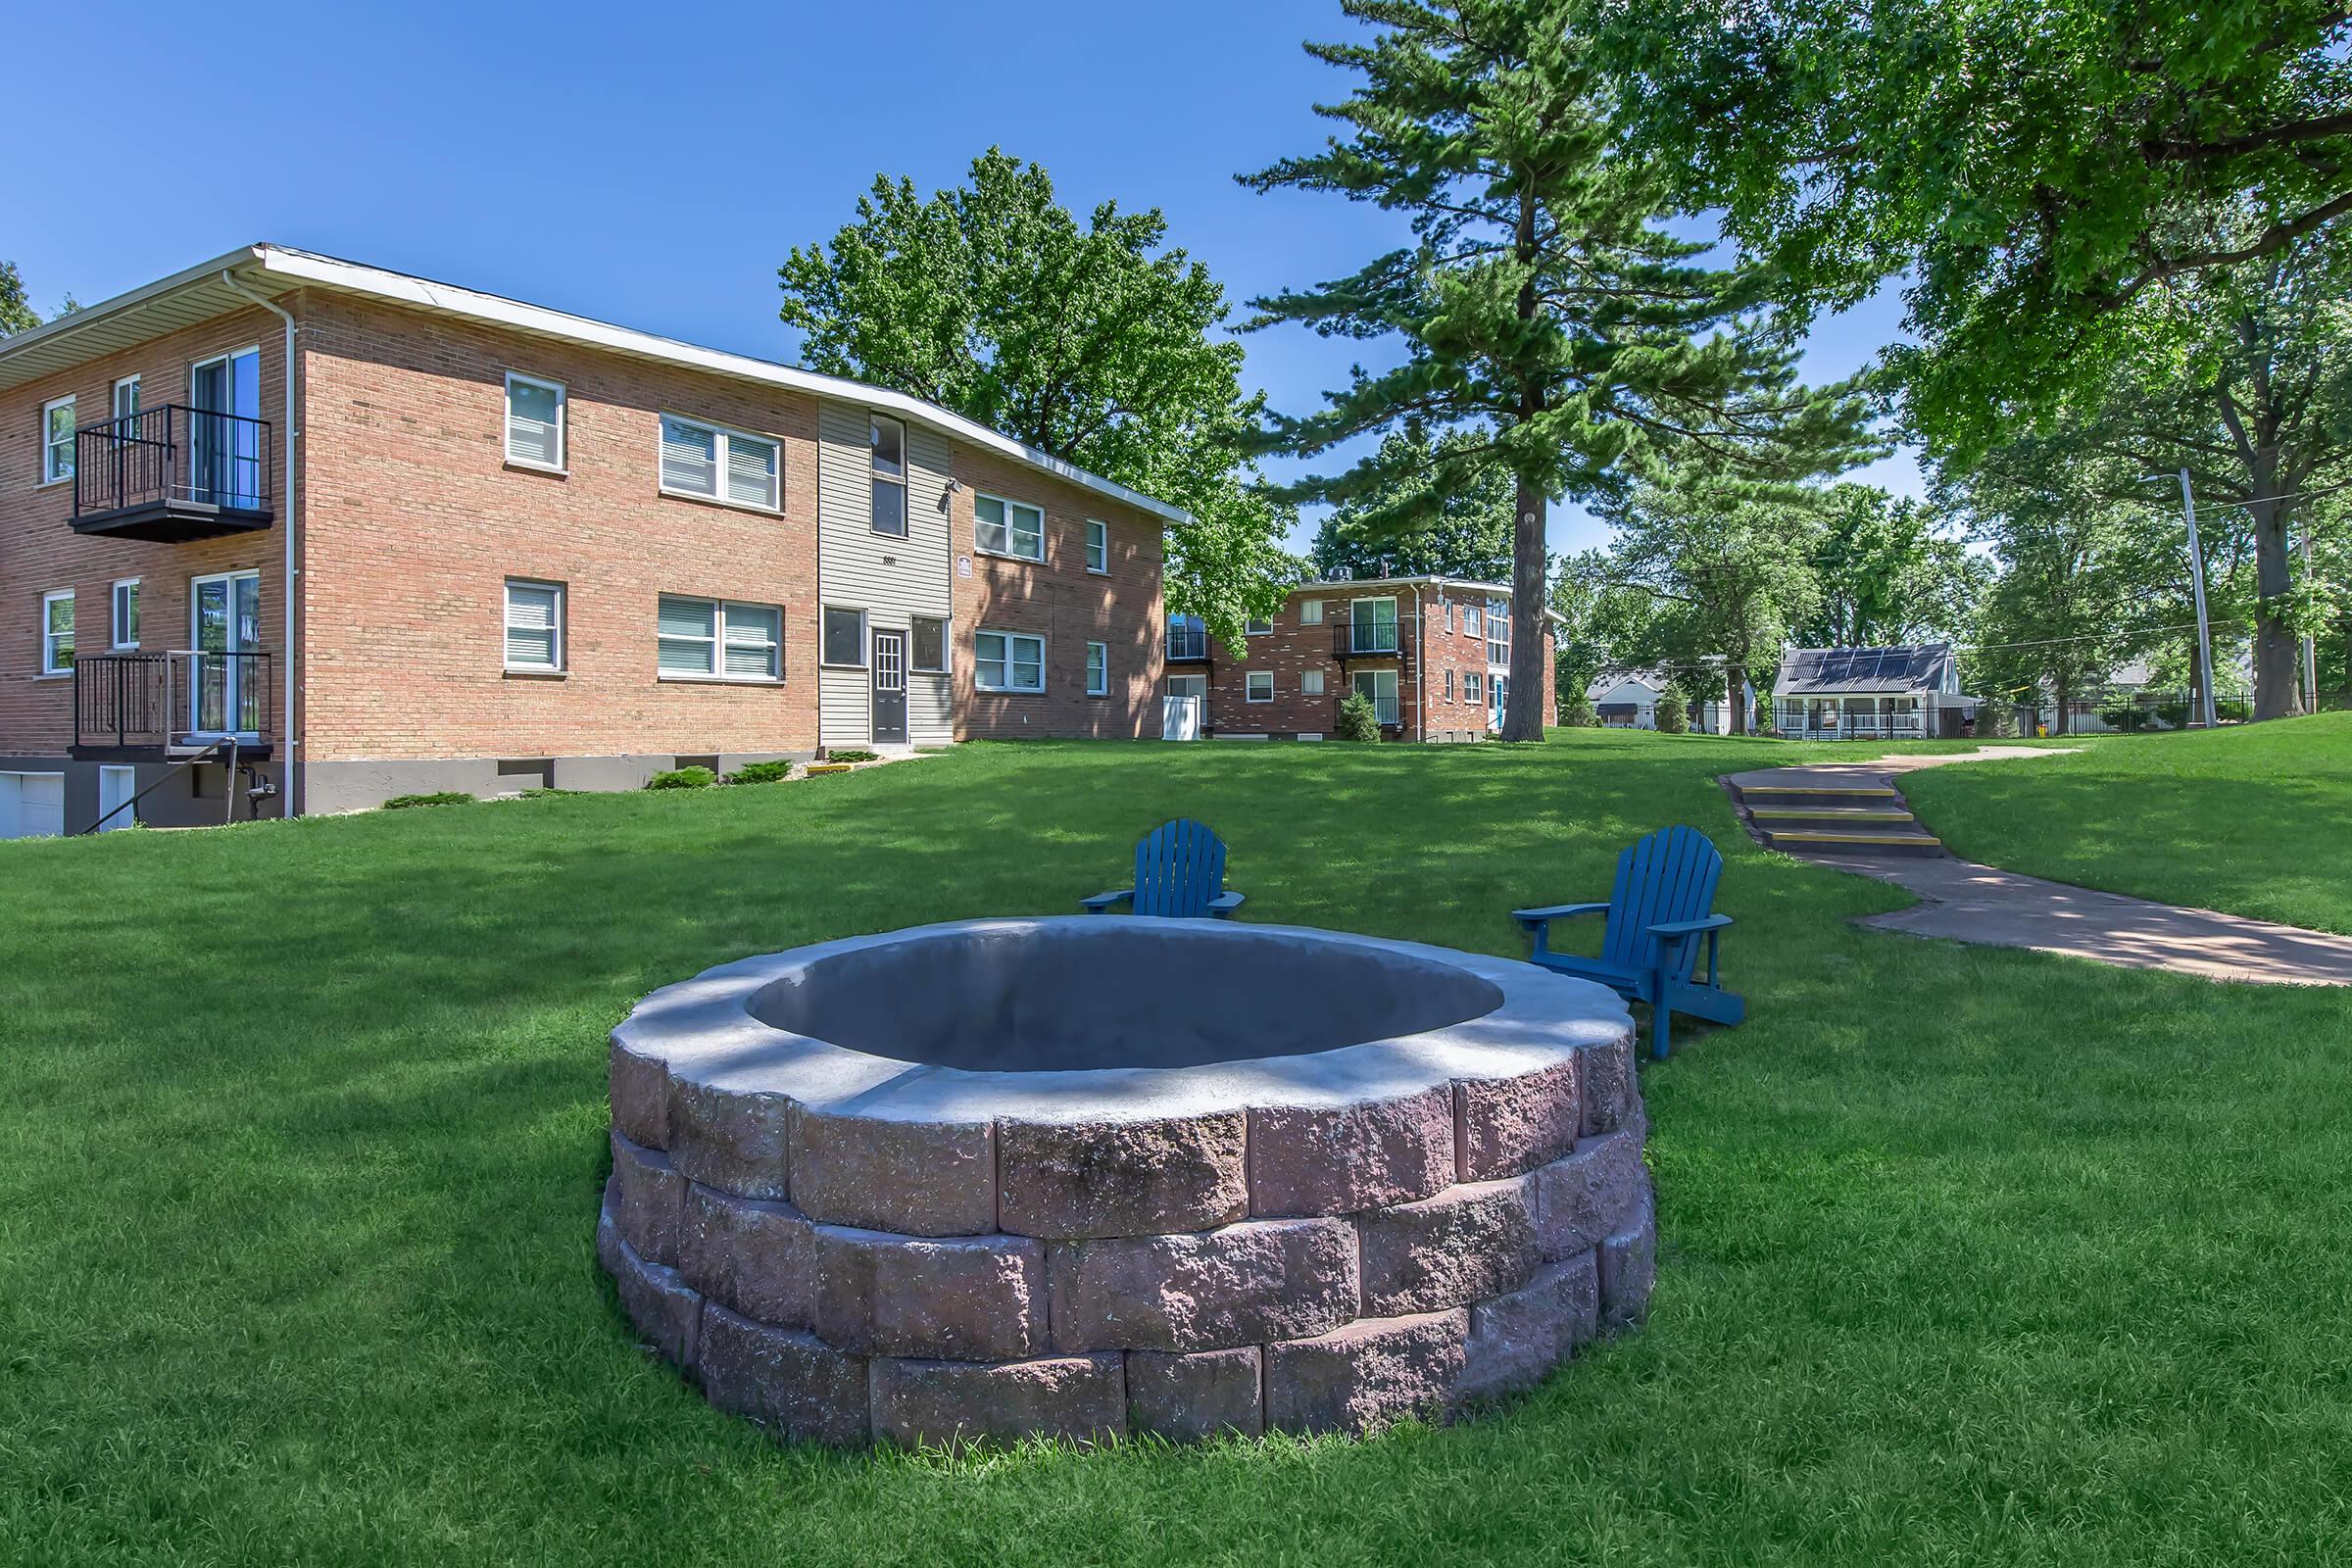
1770, 644, 1976, 740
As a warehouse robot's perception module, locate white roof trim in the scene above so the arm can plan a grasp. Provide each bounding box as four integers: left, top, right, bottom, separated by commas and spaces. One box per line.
0, 243, 1191, 526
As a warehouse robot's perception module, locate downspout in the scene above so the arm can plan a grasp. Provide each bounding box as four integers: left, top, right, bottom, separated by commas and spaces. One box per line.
219, 270, 299, 817
1412, 582, 1426, 743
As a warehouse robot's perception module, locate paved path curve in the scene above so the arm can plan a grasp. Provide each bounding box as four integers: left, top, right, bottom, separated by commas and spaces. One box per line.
1724, 749, 2352, 987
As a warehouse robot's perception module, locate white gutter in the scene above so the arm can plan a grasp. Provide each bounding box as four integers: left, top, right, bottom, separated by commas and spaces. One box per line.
218, 269, 300, 818
1411, 582, 1426, 743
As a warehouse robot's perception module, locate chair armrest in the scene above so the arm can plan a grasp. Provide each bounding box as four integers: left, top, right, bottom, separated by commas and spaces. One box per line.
1646, 914, 1733, 938
1081, 889, 1134, 912
1512, 902, 1610, 927
1206, 890, 1246, 915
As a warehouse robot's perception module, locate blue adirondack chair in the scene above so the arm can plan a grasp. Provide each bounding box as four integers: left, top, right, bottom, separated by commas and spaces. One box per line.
1082, 818, 1246, 918
1512, 825, 1743, 1060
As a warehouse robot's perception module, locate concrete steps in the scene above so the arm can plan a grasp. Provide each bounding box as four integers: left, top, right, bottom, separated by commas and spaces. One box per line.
1726, 778, 1945, 857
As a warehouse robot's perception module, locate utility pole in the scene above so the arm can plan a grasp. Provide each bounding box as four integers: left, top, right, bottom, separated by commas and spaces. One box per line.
2301, 521, 2319, 714
2177, 468, 2220, 730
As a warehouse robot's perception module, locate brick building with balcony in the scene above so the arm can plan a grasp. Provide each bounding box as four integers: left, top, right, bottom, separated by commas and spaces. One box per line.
1163, 577, 1556, 744
0, 245, 1178, 837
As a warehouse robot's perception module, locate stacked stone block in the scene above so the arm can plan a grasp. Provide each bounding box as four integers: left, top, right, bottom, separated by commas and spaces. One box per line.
599, 985, 1654, 1448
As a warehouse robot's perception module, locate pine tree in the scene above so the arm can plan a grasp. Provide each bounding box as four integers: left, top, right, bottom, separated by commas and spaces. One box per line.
1241, 0, 1871, 740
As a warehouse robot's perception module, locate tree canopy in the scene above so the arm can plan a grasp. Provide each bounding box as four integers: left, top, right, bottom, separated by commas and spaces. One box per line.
1307, 430, 1516, 582
1798, 485, 1985, 649
777, 149, 1295, 645
1242, 0, 1872, 740
1, 261, 43, 336
1592, 0, 2352, 458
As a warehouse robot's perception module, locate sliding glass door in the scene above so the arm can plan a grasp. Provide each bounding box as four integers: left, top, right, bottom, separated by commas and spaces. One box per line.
188, 348, 262, 508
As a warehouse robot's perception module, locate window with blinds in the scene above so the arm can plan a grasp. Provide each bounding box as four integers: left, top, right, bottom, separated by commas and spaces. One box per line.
504, 580, 564, 670
661, 416, 779, 511
974, 629, 1044, 692
505, 373, 565, 470
974, 492, 1045, 560
658, 594, 783, 681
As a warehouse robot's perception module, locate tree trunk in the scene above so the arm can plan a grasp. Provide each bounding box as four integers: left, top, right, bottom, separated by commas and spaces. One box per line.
2053, 676, 2071, 736
1726, 662, 1747, 735
2248, 495, 2296, 720
1502, 478, 1548, 741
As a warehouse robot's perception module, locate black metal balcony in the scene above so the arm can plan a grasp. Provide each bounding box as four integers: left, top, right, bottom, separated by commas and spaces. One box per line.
73, 406, 273, 543
1166, 621, 1211, 662
1332, 623, 1403, 661
73, 650, 275, 760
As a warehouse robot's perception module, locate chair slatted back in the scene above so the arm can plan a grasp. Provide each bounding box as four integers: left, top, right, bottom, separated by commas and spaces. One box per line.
1600, 825, 1724, 975
1132, 818, 1228, 917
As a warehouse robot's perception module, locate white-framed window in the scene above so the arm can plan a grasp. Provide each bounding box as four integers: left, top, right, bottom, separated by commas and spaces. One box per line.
40, 590, 74, 673
821, 606, 867, 667
505, 372, 565, 471
1246, 670, 1275, 703
1086, 641, 1108, 696
974, 628, 1045, 692
659, 594, 783, 681
1488, 597, 1510, 666
870, 415, 906, 537
504, 578, 564, 671
1298, 598, 1324, 626
112, 376, 141, 424
1302, 668, 1325, 697
1085, 518, 1108, 573
1464, 603, 1483, 639
975, 493, 1045, 561
111, 579, 140, 650
660, 414, 780, 511
911, 615, 949, 672
1465, 670, 1483, 705
41, 396, 74, 485
1245, 616, 1274, 636
1445, 668, 1455, 701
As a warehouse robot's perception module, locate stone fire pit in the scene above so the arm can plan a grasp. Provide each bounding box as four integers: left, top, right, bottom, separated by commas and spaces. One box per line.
599, 917, 1653, 1446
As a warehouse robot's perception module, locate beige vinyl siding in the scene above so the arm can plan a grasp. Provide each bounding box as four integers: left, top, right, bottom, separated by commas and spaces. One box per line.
816, 403, 956, 745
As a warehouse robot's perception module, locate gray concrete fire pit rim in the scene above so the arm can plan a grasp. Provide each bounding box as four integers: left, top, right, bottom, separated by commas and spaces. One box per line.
612, 918, 1633, 1129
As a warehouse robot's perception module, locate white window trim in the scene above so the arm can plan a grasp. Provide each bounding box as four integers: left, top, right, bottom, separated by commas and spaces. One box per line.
870, 414, 908, 537
1301, 668, 1325, 697
1244, 617, 1275, 637
1299, 598, 1325, 626
1085, 640, 1108, 697
658, 412, 783, 514
1246, 670, 1275, 703
112, 375, 141, 424
973, 492, 1047, 563
40, 589, 74, 674
973, 627, 1047, 693
820, 606, 868, 669
504, 371, 567, 473
40, 395, 74, 486
504, 578, 565, 673
1348, 595, 1399, 654
111, 578, 141, 651
1084, 518, 1109, 574
910, 613, 951, 674
658, 594, 786, 684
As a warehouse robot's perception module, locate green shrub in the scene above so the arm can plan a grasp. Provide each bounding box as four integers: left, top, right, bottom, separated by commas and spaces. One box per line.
381, 792, 474, 809
517, 786, 585, 799
725, 760, 794, 785
644, 766, 716, 791
1654, 683, 1690, 734
1335, 691, 1383, 742
1558, 691, 1596, 728
824, 748, 880, 763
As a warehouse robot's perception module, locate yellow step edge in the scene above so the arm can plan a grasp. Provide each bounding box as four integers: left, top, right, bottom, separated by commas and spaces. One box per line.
1739, 784, 1900, 797
1766, 831, 1942, 846
1751, 808, 1915, 821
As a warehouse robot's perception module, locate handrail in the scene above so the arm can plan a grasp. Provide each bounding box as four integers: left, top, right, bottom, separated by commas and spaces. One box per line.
80, 737, 240, 835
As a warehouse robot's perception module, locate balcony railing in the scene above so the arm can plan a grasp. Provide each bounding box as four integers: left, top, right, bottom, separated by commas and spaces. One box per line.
73, 406, 273, 542
1166, 622, 1211, 662
1333, 623, 1401, 659
74, 650, 275, 755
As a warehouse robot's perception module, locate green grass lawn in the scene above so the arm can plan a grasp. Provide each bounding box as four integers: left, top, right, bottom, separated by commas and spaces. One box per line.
4, 729, 2349, 1566
1904, 711, 2352, 934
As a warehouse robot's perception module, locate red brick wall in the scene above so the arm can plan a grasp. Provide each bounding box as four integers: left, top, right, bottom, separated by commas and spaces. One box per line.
298, 293, 825, 763
949, 446, 1164, 740
1199, 584, 1553, 742
0, 306, 293, 760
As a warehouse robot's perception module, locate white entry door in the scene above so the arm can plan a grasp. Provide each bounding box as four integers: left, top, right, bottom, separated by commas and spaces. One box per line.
98, 765, 138, 832
0, 771, 65, 840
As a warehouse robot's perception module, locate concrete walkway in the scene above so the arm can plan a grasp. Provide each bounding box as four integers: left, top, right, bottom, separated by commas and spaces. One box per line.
1725, 749, 2352, 987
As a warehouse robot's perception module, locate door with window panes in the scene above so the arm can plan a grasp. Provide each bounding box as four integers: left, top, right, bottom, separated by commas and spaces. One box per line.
871, 628, 908, 743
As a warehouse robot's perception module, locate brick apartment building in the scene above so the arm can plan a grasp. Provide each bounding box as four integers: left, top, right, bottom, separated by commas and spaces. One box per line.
1164, 576, 1557, 743
0, 245, 1176, 836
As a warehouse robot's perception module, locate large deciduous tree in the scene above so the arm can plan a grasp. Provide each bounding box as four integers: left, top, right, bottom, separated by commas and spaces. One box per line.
1308, 429, 1515, 582
1594, 0, 2352, 456
778, 149, 1295, 646
1799, 485, 1987, 648
1240, 0, 1871, 742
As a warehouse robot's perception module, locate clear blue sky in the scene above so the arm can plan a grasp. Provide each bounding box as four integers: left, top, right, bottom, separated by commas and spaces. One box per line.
2, 0, 1919, 554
